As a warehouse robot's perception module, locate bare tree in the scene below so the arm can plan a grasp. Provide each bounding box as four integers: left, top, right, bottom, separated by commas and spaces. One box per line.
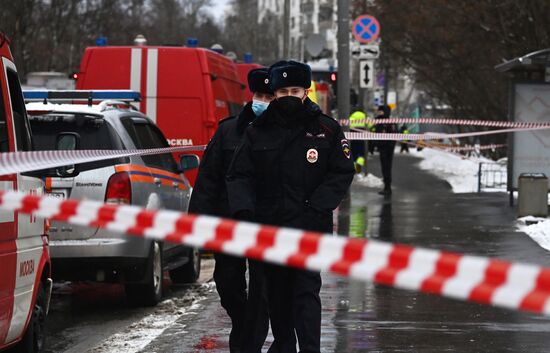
0, 0, 221, 76
222, 0, 282, 65
350, 0, 550, 150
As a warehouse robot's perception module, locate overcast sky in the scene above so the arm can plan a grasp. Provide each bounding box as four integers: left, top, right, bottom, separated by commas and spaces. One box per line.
207, 0, 231, 21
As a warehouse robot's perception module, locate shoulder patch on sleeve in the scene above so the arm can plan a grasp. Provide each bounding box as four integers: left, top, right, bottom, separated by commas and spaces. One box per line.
341, 138, 351, 159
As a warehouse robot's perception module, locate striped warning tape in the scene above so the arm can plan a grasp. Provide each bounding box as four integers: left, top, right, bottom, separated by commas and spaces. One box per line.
0, 145, 206, 176
2, 189, 549, 316
345, 125, 549, 141
415, 143, 507, 152
340, 117, 550, 128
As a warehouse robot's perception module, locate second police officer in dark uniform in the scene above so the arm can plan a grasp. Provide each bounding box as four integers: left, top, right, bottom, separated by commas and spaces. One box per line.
227, 61, 355, 353
188, 68, 274, 353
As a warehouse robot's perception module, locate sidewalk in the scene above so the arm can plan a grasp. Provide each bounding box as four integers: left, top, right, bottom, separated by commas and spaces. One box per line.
361, 152, 550, 265
330, 152, 550, 352
143, 152, 550, 353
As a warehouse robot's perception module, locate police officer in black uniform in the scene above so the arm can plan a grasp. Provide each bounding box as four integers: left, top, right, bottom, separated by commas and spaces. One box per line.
227, 61, 355, 353
188, 68, 274, 353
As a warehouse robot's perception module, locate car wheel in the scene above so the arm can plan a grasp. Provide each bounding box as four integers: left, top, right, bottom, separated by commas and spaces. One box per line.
126, 241, 163, 306
12, 283, 46, 353
169, 247, 201, 284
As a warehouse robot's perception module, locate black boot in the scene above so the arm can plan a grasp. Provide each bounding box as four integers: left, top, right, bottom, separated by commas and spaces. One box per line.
378, 185, 392, 196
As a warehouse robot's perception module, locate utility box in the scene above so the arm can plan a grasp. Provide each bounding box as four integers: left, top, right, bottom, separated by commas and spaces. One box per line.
518, 173, 548, 217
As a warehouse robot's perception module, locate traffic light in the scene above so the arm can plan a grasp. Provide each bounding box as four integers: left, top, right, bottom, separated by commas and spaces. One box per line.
330, 72, 337, 82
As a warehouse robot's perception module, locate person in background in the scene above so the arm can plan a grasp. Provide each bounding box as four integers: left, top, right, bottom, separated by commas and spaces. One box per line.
374, 105, 397, 195
188, 68, 274, 353
349, 107, 368, 174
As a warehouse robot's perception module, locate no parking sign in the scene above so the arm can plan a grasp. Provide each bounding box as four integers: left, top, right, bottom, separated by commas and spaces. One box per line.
352, 15, 380, 43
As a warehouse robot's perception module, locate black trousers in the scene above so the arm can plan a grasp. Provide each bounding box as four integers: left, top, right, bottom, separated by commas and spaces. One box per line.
214, 253, 269, 353
265, 265, 322, 353
350, 140, 365, 159
379, 142, 396, 188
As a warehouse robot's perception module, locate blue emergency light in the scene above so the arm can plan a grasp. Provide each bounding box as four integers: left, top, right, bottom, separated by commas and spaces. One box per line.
96, 36, 108, 46
23, 90, 141, 103
186, 38, 199, 48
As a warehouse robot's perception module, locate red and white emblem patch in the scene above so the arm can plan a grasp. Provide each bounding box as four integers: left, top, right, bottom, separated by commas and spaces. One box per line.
307, 148, 318, 163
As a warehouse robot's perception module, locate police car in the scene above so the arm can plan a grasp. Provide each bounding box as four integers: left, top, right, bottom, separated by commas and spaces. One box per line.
24, 90, 201, 307
0, 32, 52, 353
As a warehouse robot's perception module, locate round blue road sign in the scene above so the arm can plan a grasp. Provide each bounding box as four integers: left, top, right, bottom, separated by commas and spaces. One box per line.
352, 15, 380, 43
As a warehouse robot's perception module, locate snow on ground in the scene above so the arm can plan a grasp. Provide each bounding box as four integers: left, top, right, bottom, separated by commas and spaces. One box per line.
88, 282, 216, 353
354, 173, 384, 188
517, 216, 550, 252
410, 148, 506, 193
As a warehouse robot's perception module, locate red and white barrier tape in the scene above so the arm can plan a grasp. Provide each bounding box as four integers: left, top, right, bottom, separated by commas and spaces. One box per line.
0, 146, 206, 176
2, 189, 549, 316
340, 117, 550, 129
345, 125, 548, 141
414, 143, 507, 152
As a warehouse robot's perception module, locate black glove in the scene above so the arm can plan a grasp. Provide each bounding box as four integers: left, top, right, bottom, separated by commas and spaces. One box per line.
303, 202, 329, 232
234, 210, 254, 222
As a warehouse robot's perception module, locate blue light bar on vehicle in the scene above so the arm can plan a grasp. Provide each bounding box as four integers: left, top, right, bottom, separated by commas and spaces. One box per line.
22, 90, 141, 102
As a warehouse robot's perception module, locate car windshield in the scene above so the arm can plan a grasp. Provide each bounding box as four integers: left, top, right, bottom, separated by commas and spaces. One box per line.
30, 113, 128, 172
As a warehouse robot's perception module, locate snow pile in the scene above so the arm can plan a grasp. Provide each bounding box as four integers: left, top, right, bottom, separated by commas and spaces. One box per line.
354, 173, 384, 188
411, 148, 505, 193
517, 216, 550, 251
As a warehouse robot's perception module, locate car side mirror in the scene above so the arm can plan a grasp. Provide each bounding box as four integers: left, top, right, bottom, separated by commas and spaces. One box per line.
55, 132, 80, 177
179, 154, 200, 172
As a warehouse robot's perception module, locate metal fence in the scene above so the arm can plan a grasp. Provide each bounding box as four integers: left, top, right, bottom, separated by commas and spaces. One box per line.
477, 162, 507, 192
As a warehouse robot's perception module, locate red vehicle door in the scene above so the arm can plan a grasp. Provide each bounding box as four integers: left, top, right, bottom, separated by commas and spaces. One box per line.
0, 45, 19, 347
0, 35, 51, 351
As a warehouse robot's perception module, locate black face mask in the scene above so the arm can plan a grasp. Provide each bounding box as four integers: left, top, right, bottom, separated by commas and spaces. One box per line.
275, 95, 305, 116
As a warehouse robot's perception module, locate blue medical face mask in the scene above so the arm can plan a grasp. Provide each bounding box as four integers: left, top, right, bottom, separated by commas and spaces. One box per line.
252, 99, 269, 116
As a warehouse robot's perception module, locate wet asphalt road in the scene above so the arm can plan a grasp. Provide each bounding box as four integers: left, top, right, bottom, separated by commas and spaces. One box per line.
145, 152, 550, 352
43, 260, 216, 353
45, 152, 550, 352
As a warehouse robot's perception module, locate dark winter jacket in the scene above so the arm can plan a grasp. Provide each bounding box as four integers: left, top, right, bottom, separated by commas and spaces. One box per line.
374, 114, 397, 149
188, 102, 256, 218
226, 98, 355, 233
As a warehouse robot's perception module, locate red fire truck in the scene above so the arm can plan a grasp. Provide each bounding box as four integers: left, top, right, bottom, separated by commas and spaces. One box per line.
75, 44, 246, 184
0, 32, 52, 353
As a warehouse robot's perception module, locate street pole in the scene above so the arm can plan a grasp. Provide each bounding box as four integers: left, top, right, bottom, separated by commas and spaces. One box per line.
383, 61, 389, 105
337, 0, 350, 124
283, 0, 290, 58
